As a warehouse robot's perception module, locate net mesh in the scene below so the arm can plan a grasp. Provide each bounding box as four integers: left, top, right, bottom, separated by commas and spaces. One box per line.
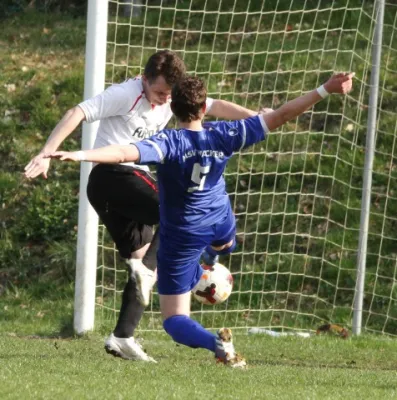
95, 0, 397, 335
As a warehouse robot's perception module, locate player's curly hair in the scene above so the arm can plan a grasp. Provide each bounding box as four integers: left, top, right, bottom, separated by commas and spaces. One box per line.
171, 76, 207, 122
144, 50, 186, 86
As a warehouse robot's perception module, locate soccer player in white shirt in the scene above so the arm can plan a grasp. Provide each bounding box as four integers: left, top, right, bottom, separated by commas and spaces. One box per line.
46, 73, 354, 367
24, 50, 266, 362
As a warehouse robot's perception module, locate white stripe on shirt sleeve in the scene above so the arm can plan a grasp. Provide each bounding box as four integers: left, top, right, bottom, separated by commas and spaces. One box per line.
258, 113, 270, 134
147, 140, 165, 163
205, 97, 214, 113
240, 119, 247, 150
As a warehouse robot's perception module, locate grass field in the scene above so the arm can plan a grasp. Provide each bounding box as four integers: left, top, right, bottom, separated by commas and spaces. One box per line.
1, 325, 397, 398
2, 293, 397, 399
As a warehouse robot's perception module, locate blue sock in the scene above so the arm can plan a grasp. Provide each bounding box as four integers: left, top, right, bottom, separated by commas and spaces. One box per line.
202, 246, 219, 265
163, 315, 217, 352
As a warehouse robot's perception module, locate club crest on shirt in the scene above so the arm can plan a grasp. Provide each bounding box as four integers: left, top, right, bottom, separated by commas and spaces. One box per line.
228, 128, 238, 136
156, 133, 167, 140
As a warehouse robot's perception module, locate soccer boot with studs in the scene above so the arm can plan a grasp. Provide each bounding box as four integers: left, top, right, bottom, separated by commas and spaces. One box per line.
215, 328, 247, 368
105, 333, 157, 362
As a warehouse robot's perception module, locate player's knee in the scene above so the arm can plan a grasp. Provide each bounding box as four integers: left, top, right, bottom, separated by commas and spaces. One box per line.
212, 238, 236, 255
119, 246, 134, 260
211, 239, 233, 251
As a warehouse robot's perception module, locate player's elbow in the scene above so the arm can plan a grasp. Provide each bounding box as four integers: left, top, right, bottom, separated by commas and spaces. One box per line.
119, 146, 137, 163
116, 148, 128, 163
65, 106, 86, 121
116, 153, 126, 164
263, 112, 286, 131
105, 145, 128, 163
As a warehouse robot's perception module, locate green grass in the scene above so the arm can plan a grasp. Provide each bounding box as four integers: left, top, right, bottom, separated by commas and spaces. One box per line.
2, 292, 396, 399
2, 294, 397, 399
1, 327, 397, 399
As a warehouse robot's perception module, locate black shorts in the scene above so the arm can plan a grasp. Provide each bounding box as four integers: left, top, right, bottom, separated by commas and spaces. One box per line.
87, 163, 159, 259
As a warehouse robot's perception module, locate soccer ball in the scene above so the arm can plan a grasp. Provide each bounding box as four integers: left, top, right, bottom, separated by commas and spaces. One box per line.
192, 263, 233, 305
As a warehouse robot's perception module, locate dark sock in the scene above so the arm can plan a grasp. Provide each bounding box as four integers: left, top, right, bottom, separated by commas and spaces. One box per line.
113, 228, 159, 338
113, 277, 145, 338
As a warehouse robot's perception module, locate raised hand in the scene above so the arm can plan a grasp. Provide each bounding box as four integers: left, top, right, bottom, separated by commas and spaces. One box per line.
323, 72, 354, 95
24, 154, 51, 179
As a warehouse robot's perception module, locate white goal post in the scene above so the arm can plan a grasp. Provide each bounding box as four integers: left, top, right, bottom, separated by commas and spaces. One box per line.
74, 0, 108, 334
75, 0, 397, 336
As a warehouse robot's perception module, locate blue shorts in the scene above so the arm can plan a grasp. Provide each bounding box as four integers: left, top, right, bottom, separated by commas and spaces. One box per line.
156, 205, 236, 295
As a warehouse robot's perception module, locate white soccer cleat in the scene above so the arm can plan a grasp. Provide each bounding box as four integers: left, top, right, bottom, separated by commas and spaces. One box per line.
104, 333, 157, 363
126, 259, 157, 307
215, 328, 247, 368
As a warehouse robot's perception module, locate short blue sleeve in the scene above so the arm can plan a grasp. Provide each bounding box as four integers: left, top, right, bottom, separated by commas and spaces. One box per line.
205, 115, 267, 154
134, 131, 176, 165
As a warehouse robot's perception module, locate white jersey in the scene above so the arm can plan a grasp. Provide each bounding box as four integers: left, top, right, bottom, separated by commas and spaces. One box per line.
78, 76, 214, 169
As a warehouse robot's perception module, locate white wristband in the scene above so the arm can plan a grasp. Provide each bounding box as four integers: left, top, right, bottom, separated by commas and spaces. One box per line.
76, 151, 86, 161
316, 85, 329, 99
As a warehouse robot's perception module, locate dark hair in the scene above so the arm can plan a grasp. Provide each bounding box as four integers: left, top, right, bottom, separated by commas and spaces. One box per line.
171, 76, 207, 122
143, 50, 186, 86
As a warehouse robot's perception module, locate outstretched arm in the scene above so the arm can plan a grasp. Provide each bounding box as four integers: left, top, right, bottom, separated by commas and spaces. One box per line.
262, 73, 354, 131
24, 106, 86, 179
207, 99, 258, 119
46, 144, 140, 164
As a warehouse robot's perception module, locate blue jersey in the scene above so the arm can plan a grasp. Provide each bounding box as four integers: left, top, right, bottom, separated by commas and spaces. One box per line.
134, 115, 268, 231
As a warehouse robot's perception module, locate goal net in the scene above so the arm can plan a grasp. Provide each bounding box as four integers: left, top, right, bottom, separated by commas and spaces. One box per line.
94, 0, 397, 335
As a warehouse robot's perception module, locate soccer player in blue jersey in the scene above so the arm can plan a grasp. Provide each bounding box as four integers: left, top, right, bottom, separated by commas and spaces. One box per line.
47, 72, 353, 367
